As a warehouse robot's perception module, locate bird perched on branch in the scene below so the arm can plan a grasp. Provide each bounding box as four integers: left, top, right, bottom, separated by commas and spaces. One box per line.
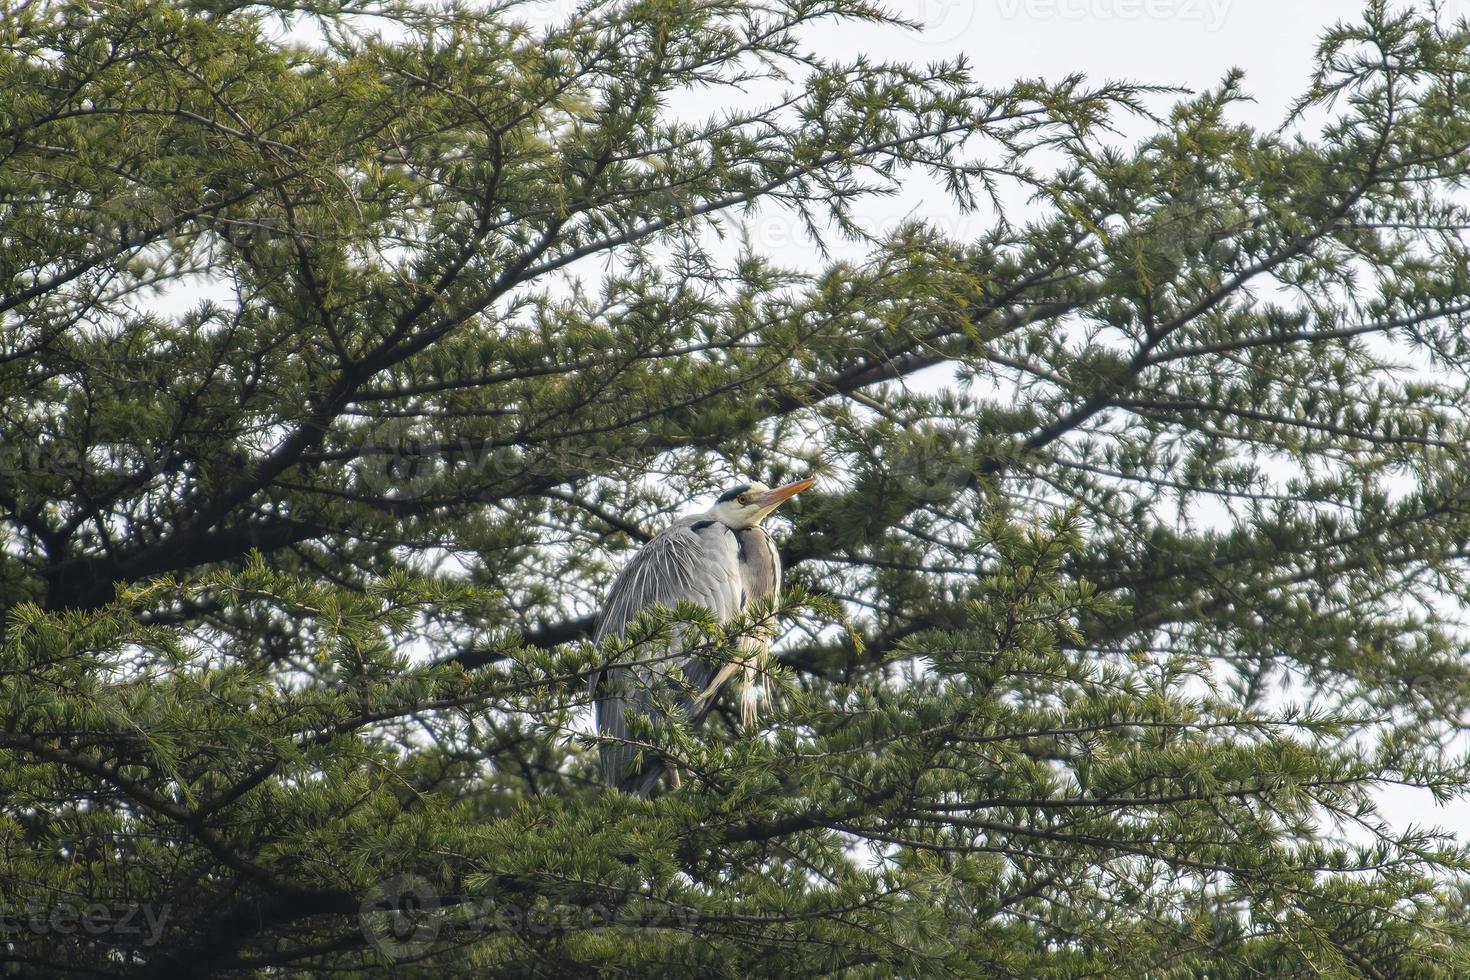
590, 479, 815, 796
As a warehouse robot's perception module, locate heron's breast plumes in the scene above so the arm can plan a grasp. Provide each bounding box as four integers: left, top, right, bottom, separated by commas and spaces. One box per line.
738, 660, 766, 728
696, 636, 770, 728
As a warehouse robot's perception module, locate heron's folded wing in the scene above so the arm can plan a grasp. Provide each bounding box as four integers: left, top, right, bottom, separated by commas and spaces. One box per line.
593, 519, 743, 644
591, 520, 742, 793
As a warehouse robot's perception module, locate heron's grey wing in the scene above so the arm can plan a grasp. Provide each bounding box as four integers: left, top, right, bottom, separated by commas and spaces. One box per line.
591, 519, 742, 793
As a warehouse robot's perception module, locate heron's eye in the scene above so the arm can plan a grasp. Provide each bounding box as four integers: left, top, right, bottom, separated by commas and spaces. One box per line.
737, 494, 751, 505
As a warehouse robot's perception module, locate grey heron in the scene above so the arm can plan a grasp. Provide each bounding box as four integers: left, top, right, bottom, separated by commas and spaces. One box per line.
590, 478, 815, 796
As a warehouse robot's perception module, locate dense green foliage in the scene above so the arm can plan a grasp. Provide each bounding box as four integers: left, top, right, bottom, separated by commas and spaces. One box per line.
6, 0, 1470, 974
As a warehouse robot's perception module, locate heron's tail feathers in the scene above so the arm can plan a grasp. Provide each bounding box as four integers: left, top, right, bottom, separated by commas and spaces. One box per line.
600, 740, 669, 797
620, 759, 667, 797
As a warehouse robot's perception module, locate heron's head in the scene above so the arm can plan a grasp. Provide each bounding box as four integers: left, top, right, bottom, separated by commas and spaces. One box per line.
706, 479, 815, 529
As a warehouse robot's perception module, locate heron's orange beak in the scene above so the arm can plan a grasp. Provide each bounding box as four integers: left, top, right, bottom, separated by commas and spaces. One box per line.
755, 478, 815, 509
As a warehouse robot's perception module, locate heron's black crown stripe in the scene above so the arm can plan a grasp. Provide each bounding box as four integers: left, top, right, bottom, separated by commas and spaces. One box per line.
716, 484, 751, 503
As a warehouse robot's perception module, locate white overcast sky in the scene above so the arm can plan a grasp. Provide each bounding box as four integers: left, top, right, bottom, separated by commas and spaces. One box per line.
881, 0, 1338, 123
790, 0, 1367, 258
614, 0, 1392, 275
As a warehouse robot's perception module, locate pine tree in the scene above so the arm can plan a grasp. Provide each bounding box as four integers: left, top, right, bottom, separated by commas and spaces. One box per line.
5, 0, 1470, 975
